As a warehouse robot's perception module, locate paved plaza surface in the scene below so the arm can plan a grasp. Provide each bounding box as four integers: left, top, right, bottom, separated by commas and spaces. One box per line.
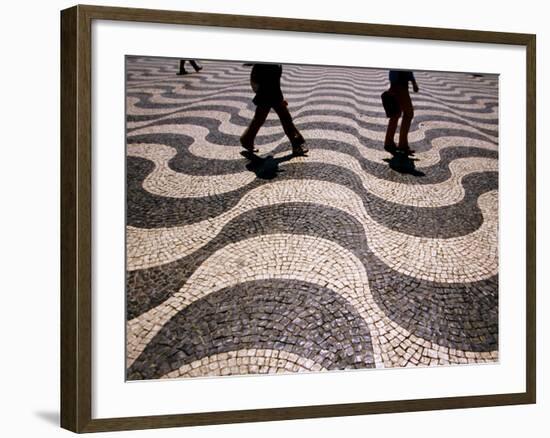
125, 57, 499, 380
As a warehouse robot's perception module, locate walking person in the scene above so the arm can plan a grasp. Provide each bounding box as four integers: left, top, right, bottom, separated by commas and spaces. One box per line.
177, 59, 203, 75
383, 70, 419, 156
240, 63, 307, 156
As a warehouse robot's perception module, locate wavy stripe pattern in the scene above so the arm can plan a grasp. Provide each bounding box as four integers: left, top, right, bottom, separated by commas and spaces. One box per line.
125, 56, 499, 380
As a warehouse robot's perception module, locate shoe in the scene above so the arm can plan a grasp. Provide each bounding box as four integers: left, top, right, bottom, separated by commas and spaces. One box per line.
240, 137, 258, 153
292, 144, 309, 156
177, 70, 188, 75
195, 66, 203, 72
290, 134, 308, 155
384, 142, 397, 154
291, 134, 305, 148
397, 146, 415, 156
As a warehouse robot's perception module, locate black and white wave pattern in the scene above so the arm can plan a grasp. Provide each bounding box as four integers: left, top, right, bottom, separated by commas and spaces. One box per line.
125, 56, 499, 380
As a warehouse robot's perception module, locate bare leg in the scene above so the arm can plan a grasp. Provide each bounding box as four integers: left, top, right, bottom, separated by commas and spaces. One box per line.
385, 116, 399, 146
397, 90, 414, 149
273, 103, 303, 146
273, 103, 307, 154
240, 105, 270, 150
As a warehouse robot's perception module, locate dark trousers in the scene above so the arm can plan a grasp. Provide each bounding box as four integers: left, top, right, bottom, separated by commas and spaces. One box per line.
178, 59, 201, 73
384, 85, 414, 148
241, 102, 303, 147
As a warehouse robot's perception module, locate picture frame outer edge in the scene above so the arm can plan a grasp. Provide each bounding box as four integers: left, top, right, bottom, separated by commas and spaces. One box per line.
59, 4, 537, 433
525, 33, 536, 404
61, 4, 93, 433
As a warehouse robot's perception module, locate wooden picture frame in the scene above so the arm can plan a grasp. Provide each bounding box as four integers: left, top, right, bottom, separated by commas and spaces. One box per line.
60, 4, 536, 433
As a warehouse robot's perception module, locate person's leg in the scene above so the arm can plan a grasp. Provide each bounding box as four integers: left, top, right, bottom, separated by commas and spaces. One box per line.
273, 102, 307, 153
384, 87, 401, 151
397, 90, 414, 150
240, 105, 270, 150
177, 59, 188, 75
384, 116, 399, 147
189, 60, 202, 72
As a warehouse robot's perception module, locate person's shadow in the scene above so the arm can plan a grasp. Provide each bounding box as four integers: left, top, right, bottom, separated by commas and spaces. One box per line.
241, 151, 296, 180
383, 153, 425, 177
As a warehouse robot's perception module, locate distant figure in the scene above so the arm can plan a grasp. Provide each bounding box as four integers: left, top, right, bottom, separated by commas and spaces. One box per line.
384, 70, 419, 156
240, 63, 307, 156
177, 59, 202, 75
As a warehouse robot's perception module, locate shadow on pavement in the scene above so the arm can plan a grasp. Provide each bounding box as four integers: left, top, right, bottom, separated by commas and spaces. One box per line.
242, 151, 297, 180
384, 153, 425, 177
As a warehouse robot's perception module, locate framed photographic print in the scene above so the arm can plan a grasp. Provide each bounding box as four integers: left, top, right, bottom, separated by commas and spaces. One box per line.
60, 4, 536, 433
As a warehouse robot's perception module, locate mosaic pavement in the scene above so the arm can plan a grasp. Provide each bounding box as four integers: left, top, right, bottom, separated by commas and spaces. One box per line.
125, 56, 499, 380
